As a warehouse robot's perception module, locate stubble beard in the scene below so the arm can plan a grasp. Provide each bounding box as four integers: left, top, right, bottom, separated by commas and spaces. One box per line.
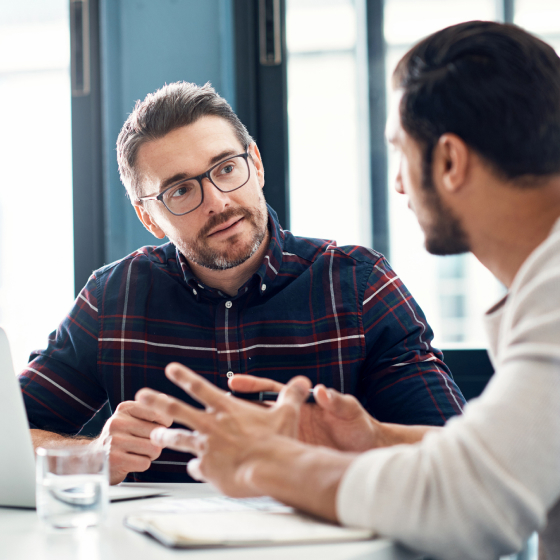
421, 160, 470, 256
177, 194, 268, 270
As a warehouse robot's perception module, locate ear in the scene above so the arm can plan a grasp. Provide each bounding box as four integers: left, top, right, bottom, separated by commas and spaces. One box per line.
248, 142, 265, 189
433, 133, 469, 194
134, 204, 166, 239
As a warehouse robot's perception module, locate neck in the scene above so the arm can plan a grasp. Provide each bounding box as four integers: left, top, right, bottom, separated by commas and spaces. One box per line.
188, 228, 271, 296
467, 179, 560, 288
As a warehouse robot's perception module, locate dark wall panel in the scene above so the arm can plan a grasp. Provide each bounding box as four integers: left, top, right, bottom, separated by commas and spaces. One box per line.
98, 0, 237, 265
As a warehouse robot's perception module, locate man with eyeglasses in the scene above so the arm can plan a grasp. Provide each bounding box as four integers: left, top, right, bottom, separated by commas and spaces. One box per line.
19, 82, 464, 485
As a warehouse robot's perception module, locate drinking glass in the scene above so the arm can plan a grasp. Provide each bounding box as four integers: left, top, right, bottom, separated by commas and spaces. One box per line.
36, 445, 109, 529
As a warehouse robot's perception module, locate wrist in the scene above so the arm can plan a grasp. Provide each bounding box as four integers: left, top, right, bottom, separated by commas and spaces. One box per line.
246, 436, 357, 522
376, 422, 401, 446
378, 422, 440, 446
242, 435, 300, 493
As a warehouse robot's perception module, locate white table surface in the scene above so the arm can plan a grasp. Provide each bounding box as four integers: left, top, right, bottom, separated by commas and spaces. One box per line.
0, 483, 422, 560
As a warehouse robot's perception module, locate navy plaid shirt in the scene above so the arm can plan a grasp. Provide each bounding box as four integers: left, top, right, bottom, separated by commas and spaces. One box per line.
20, 206, 465, 482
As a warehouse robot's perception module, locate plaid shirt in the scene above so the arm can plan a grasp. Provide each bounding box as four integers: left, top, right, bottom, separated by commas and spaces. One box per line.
20, 206, 465, 482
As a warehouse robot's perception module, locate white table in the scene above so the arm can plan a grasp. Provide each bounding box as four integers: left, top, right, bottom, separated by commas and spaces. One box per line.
0, 483, 422, 560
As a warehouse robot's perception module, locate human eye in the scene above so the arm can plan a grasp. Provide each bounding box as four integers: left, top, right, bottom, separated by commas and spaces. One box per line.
216, 159, 237, 176
166, 181, 195, 199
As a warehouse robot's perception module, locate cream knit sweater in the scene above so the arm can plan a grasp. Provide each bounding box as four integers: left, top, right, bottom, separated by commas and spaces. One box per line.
337, 218, 560, 560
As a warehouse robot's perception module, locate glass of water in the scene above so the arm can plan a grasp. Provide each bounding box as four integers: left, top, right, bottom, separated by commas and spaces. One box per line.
36, 445, 109, 529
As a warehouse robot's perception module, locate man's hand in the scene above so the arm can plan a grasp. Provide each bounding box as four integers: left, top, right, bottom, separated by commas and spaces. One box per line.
135, 363, 312, 497
229, 374, 385, 452
91, 401, 173, 484
229, 375, 439, 450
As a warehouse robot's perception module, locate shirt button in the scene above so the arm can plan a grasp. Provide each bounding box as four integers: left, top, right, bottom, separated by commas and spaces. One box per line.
192, 289, 197, 295
225, 301, 232, 309
261, 284, 267, 291
226, 371, 234, 378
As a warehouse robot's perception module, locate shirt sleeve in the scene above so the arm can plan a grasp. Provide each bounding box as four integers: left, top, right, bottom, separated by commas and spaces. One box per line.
338, 247, 560, 559
359, 257, 465, 425
19, 274, 107, 434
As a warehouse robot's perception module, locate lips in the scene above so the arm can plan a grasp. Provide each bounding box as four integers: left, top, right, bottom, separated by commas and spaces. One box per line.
207, 216, 244, 237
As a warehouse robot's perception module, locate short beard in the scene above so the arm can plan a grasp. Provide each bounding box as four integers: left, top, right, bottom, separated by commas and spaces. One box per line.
177, 198, 268, 270
421, 152, 470, 256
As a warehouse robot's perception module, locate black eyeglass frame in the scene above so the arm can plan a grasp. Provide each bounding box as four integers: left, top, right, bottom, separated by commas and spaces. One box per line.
136, 151, 252, 216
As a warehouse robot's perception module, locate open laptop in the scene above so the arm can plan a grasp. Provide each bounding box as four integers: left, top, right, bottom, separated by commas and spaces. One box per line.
0, 326, 166, 508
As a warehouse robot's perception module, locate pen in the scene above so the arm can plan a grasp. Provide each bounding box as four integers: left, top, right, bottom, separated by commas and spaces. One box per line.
229, 389, 316, 404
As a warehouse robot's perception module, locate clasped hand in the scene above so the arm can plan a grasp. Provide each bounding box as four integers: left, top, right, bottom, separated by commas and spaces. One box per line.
91, 400, 173, 485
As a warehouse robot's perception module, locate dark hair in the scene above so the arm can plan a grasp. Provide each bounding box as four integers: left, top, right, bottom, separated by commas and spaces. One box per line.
393, 21, 560, 182
117, 81, 253, 199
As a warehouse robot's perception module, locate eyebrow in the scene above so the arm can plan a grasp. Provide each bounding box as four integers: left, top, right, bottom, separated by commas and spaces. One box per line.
158, 149, 240, 192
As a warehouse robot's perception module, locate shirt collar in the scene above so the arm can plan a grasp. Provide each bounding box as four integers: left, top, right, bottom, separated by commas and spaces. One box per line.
176, 204, 285, 299
253, 204, 284, 294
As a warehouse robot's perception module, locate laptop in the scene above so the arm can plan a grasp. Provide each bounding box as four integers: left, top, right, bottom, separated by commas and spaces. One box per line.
0, 326, 166, 508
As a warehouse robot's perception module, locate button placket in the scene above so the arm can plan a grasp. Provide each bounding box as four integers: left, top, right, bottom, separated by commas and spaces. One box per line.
216, 299, 241, 386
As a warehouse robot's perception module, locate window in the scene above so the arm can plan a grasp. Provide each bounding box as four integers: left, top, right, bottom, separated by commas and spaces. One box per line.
286, 0, 372, 247
515, 0, 560, 50
0, 1, 74, 373
285, 0, 508, 348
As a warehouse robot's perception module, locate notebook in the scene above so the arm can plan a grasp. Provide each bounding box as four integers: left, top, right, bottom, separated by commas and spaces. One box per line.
125, 496, 375, 548
0, 326, 166, 508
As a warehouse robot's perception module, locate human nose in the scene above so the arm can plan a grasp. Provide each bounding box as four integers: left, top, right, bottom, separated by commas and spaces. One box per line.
393, 157, 405, 195
200, 177, 231, 213
394, 174, 405, 195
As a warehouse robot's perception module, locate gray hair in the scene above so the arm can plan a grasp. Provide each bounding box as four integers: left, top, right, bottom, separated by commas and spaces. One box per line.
117, 81, 253, 200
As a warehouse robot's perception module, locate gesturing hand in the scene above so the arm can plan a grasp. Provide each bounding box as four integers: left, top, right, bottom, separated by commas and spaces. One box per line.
91, 401, 173, 484
229, 375, 385, 452
135, 363, 312, 497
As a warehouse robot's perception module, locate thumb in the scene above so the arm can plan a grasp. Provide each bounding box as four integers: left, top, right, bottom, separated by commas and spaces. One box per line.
314, 384, 364, 420
187, 458, 206, 481
276, 376, 311, 409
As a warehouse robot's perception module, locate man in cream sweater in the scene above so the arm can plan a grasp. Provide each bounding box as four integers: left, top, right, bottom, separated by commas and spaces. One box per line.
136, 21, 560, 560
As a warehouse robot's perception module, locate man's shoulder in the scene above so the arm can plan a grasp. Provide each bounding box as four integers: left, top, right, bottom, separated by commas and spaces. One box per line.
513, 218, 560, 292
501, 218, 560, 359
94, 242, 177, 278
283, 231, 385, 268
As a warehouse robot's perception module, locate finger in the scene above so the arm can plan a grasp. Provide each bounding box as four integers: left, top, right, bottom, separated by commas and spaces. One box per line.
136, 387, 209, 431
187, 458, 206, 481
228, 374, 285, 393
125, 399, 174, 427
313, 384, 364, 420
151, 427, 199, 454
276, 376, 311, 409
109, 451, 152, 476
122, 417, 171, 440
165, 363, 229, 410
109, 432, 163, 460
313, 384, 331, 409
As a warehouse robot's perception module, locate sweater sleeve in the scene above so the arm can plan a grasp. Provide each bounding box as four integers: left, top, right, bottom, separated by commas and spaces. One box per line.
337, 235, 560, 560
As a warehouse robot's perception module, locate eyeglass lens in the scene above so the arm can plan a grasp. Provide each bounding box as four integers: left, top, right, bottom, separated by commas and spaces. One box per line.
162, 155, 249, 215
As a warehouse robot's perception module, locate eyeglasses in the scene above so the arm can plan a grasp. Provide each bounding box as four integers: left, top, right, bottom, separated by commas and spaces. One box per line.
137, 151, 251, 216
